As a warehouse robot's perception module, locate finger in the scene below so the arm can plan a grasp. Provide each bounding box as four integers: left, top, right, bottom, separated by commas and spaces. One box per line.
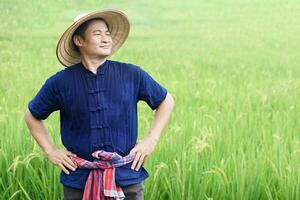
135, 154, 145, 171
64, 156, 78, 169
65, 150, 77, 157
63, 159, 76, 171
58, 163, 70, 175
129, 148, 137, 155
131, 152, 141, 170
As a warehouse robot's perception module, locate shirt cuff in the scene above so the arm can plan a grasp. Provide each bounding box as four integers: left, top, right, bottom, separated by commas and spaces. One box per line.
28, 101, 45, 120
150, 89, 168, 110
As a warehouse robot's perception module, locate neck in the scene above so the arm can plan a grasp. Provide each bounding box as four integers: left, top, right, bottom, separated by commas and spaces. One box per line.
81, 54, 108, 74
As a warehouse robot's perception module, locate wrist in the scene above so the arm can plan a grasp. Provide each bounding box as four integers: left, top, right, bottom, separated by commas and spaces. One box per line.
44, 146, 56, 157
148, 134, 159, 145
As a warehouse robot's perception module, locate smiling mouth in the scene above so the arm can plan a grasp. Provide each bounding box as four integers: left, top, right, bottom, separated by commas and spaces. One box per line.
100, 46, 110, 49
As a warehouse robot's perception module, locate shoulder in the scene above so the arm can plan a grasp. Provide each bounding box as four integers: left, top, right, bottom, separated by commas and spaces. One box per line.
107, 59, 142, 73
46, 63, 81, 89
49, 64, 78, 78
57, 63, 82, 76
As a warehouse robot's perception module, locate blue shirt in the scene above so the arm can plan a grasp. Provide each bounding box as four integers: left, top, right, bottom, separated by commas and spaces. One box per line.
28, 60, 168, 189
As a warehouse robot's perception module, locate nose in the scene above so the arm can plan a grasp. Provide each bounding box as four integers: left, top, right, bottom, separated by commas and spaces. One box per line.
102, 35, 111, 43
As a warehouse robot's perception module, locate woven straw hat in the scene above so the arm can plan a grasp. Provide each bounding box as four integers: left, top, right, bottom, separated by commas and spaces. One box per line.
56, 9, 130, 67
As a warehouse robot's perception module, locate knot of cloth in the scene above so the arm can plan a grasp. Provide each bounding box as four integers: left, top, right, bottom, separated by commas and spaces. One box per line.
70, 150, 135, 200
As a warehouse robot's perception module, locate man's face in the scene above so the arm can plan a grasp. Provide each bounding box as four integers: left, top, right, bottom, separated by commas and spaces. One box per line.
79, 20, 112, 57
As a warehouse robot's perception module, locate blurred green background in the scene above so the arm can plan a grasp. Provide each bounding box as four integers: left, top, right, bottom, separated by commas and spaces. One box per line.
1, 0, 300, 199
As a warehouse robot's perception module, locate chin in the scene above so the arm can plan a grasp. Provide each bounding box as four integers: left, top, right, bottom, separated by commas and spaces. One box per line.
98, 50, 111, 57
101, 53, 111, 57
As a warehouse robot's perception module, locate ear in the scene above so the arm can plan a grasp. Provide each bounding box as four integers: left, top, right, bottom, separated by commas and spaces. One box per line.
73, 35, 84, 48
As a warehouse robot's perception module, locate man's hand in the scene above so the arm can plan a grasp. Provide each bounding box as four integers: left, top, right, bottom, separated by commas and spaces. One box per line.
46, 149, 78, 175
129, 135, 158, 171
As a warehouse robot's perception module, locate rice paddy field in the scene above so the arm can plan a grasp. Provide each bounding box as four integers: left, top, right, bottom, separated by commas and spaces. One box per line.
1, 0, 300, 199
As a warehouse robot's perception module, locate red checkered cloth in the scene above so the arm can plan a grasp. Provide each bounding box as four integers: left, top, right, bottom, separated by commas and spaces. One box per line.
70, 150, 135, 200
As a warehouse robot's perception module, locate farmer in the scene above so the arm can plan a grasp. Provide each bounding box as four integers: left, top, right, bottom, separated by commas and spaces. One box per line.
24, 9, 175, 200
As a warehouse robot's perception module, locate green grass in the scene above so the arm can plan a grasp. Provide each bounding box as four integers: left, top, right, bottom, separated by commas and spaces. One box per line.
1, 0, 300, 199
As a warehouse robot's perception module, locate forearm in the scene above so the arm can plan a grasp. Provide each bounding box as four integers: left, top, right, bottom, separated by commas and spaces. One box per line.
24, 109, 56, 155
148, 93, 175, 142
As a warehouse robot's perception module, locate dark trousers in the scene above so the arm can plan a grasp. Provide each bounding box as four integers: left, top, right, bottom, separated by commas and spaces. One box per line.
63, 182, 144, 200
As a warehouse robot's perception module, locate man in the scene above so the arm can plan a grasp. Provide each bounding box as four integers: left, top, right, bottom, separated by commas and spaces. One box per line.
24, 9, 174, 200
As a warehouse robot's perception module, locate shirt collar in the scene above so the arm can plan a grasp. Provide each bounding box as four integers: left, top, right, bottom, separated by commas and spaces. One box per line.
80, 59, 108, 76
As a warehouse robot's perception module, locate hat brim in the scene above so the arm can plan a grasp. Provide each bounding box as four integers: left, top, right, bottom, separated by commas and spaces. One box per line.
56, 9, 130, 67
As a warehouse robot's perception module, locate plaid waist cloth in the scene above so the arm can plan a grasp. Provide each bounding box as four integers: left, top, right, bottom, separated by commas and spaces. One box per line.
70, 150, 135, 200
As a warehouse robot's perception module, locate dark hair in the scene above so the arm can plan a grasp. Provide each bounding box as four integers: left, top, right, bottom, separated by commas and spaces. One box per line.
72, 17, 110, 52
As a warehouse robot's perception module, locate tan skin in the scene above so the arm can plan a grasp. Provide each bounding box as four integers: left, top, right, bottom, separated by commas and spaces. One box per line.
24, 19, 175, 174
